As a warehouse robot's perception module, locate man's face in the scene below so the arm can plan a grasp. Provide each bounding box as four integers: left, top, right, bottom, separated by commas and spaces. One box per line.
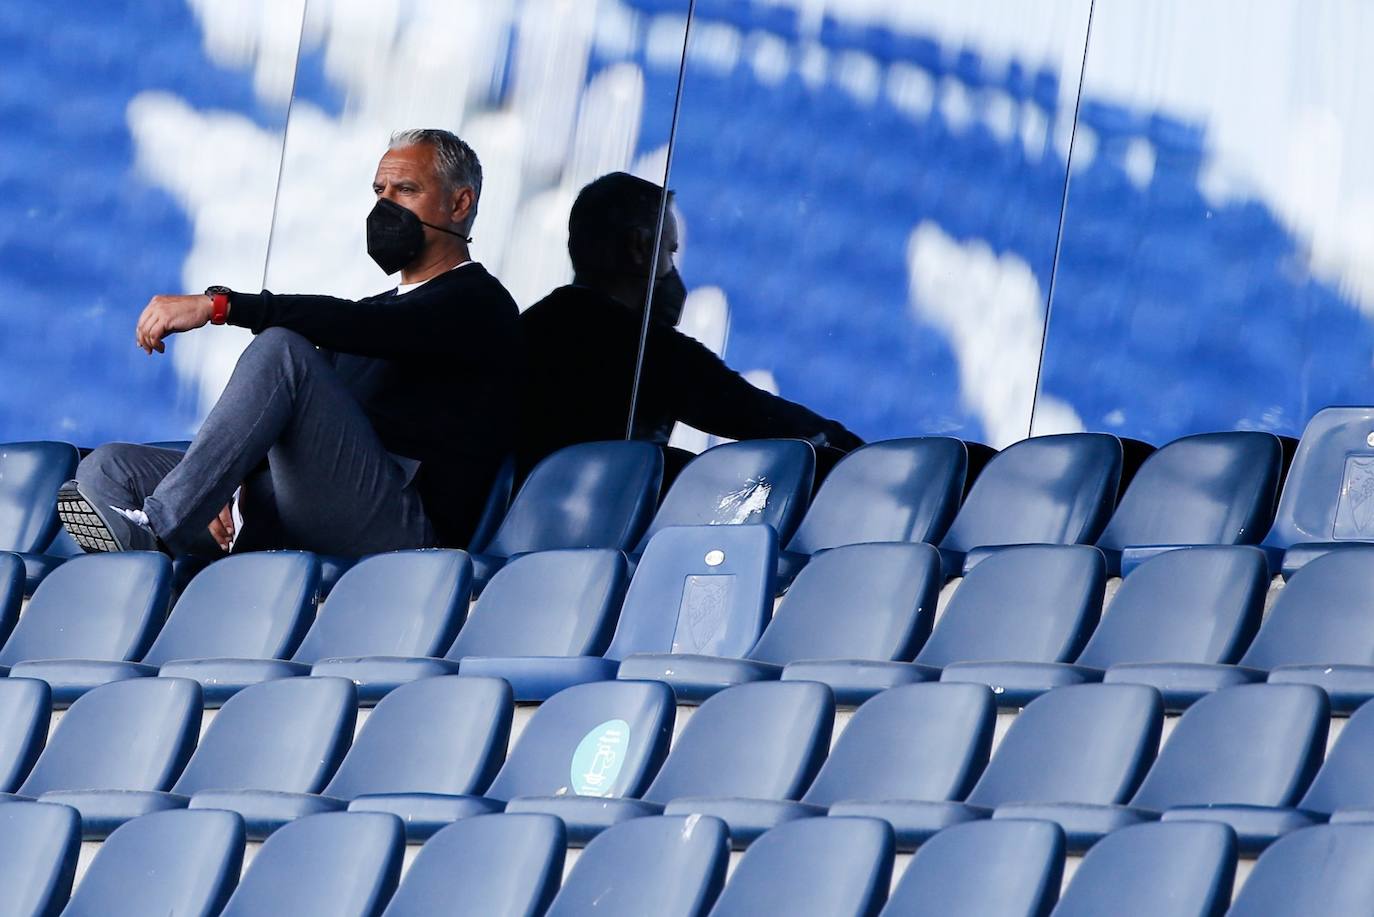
656, 211, 680, 280
372, 144, 467, 234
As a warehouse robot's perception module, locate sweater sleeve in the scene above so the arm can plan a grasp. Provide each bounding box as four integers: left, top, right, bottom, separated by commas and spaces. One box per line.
227, 273, 511, 359
650, 330, 863, 450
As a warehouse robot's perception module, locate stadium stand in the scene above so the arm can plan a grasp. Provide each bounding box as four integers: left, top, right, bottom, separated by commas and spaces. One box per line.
466, 441, 662, 591
1227, 824, 1374, 916
0, 801, 80, 917
0, 676, 49, 792
0, 441, 80, 594
165, 549, 471, 704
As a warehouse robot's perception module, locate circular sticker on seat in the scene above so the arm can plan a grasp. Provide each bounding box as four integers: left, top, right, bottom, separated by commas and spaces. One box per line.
570, 718, 631, 797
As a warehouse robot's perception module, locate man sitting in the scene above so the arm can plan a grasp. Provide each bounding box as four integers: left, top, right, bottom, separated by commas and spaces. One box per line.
519, 171, 861, 474
60, 128, 522, 556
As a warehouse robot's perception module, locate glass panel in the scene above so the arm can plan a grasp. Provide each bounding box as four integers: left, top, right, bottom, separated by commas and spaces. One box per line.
1036, 0, 1374, 443
647, 0, 1091, 450
259, 0, 690, 467
0, 0, 303, 442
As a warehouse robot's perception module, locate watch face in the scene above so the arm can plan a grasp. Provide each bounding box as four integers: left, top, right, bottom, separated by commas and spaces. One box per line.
205, 285, 231, 296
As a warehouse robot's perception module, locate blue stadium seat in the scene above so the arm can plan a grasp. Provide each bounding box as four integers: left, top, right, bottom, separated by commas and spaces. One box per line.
709, 816, 893, 917
1260, 407, 1374, 576
0, 801, 80, 917
935, 433, 1122, 577
979, 546, 1268, 709
2, 552, 171, 702
1004, 683, 1327, 853
325, 549, 628, 702
0, 552, 25, 645
634, 439, 815, 551
26, 551, 320, 704
801, 683, 994, 817
833, 683, 1160, 850
218, 811, 404, 917
200, 676, 511, 841
777, 436, 966, 584
63, 809, 245, 917
467, 454, 516, 551
1095, 432, 1282, 575
0, 441, 79, 594
1227, 824, 1374, 916
878, 819, 1065, 917
164, 550, 470, 704
507, 526, 775, 700
631, 542, 940, 703
468, 441, 662, 590
912, 546, 1106, 705
544, 815, 729, 917
1105, 547, 1374, 711
380, 814, 565, 917
20, 678, 200, 835
1052, 820, 1235, 917
0, 677, 49, 792
358, 679, 673, 843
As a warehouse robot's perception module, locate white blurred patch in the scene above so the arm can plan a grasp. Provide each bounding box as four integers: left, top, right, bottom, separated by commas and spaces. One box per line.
1122, 137, 1157, 189
668, 286, 731, 454
714, 477, 772, 524
906, 220, 1083, 446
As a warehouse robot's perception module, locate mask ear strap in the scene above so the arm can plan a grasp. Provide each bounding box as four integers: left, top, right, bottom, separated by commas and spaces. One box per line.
420, 219, 473, 244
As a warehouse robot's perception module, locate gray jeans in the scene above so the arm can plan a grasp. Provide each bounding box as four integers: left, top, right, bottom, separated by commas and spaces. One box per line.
77, 327, 434, 556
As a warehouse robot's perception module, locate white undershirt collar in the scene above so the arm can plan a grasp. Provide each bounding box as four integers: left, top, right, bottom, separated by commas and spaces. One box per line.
396, 260, 474, 295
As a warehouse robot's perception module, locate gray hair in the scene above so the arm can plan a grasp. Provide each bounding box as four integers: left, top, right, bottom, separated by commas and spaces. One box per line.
388, 128, 483, 234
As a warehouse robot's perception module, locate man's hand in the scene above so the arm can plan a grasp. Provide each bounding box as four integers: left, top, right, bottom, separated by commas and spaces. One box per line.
136, 294, 214, 354
208, 502, 235, 552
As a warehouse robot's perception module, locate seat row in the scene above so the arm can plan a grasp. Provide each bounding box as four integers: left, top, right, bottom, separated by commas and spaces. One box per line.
5, 524, 1374, 714
5, 672, 1374, 855
6, 802, 1367, 916
10, 405, 1373, 597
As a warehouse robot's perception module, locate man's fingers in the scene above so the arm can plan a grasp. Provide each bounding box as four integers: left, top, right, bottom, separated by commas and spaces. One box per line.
208, 517, 230, 550
218, 504, 235, 537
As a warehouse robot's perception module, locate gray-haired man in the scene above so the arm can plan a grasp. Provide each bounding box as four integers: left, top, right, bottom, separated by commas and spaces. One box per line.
60, 129, 523, 557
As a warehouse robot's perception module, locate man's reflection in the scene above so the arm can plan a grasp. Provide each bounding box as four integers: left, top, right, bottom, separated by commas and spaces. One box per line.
519, 172, 862, 474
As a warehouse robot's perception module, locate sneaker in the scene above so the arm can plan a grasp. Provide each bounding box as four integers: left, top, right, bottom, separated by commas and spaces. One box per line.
56, 480, 161, 553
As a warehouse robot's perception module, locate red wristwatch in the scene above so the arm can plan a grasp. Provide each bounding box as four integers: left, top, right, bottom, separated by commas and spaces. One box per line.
205, 285, 231, 325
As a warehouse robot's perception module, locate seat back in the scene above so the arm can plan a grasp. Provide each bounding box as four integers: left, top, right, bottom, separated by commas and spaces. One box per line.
1130, 684, 1327, 810
292, 550, 472, 662
748, 542, 942, 665
484, 679, 674, 802
710, 816, 893, 917
0, 677, 49, 792
605, 525, 776, 662
546, 815, 729, 917
1228, 824, 1374, 916
1075, 546, 1268, 668
172, 677, 355, 796
380, 814, 564, 917
635, 439, 815, 550
19, 677, 200, 795
447, 549, 628, 659
0, 552, 171, 666
64, 809, 245, 917
1263, 407, 1374, 549
916, 546, 1105, 667
802, 683, 994, 806
1050, 821, 1236, 917
467, 455, 516, 552
938, 433, 1122, 556
879, 819, 1064, 917
0, 552, 25, 645
643, 681, 833, 804
0, 802, 79, 917
0, 441, 79, 552
325, 676, 512, 799
141, 551, 321, 667
1298, 697, 1374, 814
219, 812, 403, 917
967, 684, 1162, 808
1096, 432, 1282, 552
1238, 547, 1374, 668
786, 437, 967, 555
485, 441, 663, 557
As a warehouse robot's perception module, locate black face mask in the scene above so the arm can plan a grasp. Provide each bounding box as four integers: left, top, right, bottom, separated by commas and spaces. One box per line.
649, 267, 687, 327
366, 198, 470, 275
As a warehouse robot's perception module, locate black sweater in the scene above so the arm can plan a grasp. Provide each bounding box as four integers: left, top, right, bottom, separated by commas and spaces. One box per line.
519, 285, 861, 469
227, 263, 522, 546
